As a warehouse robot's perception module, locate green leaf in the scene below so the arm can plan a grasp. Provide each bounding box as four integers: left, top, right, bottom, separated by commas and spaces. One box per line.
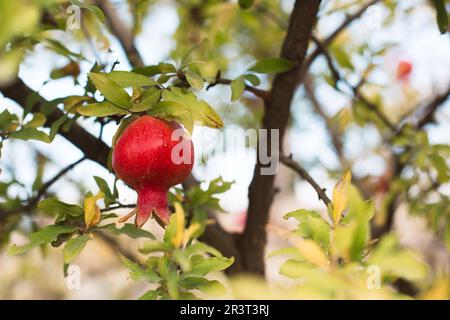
267, 247, 303, 260
284, 210, 330, 250
101, 71, 158, 87
132, 63, 176, 76
93, 176, 116, 207
368, 235, 428, 282
70, 0, 105, 22
38, 197, 84, 218
102, 223, 155, 239
167, 269, 180, 299
180, 277, 226, 296
184, 70, 204, 90
49, 114, 69, 141
9, 127, 50, 143
431, 0, 448, 34
185, 256, 234, 277
430, 153, 449, 183
279, 259, 311, 279
331, 46, 354, 70
130, 88, 161, 112
243, 73, 261, 86
231, 77, 245, 101
0, 109, 19, 131
63, 234, 91, 264
8, 225, 78, 256
163, 213, 178, 248
148, 100, 194, 133
248, 58, 295, 74
139, 240, 171, 254
39, 37, 84, 60
162, 87, 223, 128
239, 0, 255, 9
88, 73, 131, 108
139, 290, 160, 300
118, 251, 161, 282
77, 101, 127, 117
24, 113, 46, 128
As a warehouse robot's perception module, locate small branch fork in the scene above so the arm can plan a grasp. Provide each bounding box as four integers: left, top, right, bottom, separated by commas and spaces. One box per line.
280, 154, 332, 206
206, 75, 271, 101
0, 157, 87, 220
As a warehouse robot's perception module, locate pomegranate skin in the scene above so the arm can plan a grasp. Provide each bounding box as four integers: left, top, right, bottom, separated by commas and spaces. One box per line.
396, 60, 413, 82
112, 115, 194, 226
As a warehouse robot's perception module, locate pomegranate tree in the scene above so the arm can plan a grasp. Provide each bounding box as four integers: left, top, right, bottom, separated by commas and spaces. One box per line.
112, 115, 194, 227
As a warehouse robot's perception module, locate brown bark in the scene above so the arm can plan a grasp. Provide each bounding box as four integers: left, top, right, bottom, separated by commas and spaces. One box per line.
236, 0, 322, 275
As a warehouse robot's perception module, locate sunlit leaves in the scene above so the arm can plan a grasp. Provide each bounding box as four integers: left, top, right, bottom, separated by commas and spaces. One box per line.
8, 225, 78, 256
118, 252, 161, 282
38, 198, 84, 219
248, 58, 295, 74
77, 101, 126, 117
331, 169, 352, 225
63, 234, 91, 264
102, 223, 155, 240
87, 72, 131, 109
100, 71, 158, 87
284, 210, 330, 250
368, 235, 428, 282
129, 88, 161, 112
184, 256, 235, 277
24, 113, 46, 128
184, 70, 204, 90
161, 87, 223, 129
93, 176, 116, 207
231, 76, 245, 101
9, 127, 50, 143
84, 191, 104, 229
171, 202, 186, 248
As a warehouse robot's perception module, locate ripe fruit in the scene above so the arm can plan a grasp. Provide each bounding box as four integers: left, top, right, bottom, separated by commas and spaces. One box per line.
112, 115, 194, 227
396, 60, 413, 81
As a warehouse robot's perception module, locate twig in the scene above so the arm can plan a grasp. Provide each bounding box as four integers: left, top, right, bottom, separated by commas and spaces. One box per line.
280, 154, 332, 206
312, 36, 396, 131
206, 75, 270, 101
304, 76, 346, 167
300, 0, 381, 80
0, 157, 87, 220
95, 0, 144, 67
100, 203, 136, 213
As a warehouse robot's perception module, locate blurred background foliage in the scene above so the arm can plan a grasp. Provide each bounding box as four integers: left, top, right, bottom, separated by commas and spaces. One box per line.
0, 0, 450, 299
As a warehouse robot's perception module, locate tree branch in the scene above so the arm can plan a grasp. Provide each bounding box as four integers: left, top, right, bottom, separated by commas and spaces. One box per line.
238, 0, 322, 275
1, 79, 110, 167
300, 0, 381, 80
311, 36, 396, 131
206, 76, 270, 101
95, 0, 144, 67
280, 154, 332, 206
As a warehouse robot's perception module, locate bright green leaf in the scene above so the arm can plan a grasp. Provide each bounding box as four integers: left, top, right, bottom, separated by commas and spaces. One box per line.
63, 234, 91, 264
8, 225, 78, 256
248, 58, 295, 74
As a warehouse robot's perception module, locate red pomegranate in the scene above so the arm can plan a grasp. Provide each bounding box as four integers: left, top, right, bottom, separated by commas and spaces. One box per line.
396, 60, 413, 82
112, 115, 194, 227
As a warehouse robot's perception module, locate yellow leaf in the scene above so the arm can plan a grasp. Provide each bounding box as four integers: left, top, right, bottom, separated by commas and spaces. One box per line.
332, 169, 352, 225
171, 202, 185, 248
295, 239, 329, 267
183, 222, 201, 245
84, 191, 104, 229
